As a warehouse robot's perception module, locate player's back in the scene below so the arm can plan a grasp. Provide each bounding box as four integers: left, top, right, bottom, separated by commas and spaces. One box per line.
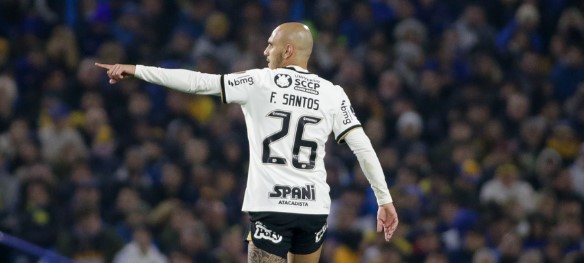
222, 66, 361, 214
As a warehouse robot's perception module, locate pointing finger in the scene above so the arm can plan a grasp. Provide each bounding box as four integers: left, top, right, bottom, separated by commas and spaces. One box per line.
94, 63, 112, 70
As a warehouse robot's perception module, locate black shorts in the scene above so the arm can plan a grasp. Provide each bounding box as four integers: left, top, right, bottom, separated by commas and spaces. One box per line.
246, 212, 328, 259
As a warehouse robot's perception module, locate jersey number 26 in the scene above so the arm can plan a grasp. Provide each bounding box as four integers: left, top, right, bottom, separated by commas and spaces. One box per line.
262, 110, 321, 170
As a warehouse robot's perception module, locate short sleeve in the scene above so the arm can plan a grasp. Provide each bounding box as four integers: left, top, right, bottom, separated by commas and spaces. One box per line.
221, 69, 262, 105
332, 88, 362, 144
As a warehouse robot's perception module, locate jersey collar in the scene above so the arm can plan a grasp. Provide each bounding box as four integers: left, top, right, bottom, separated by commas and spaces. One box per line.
285, 65, 309, 73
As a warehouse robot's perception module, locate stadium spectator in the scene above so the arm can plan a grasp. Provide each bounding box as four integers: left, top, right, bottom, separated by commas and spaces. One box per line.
56, 206, 123, 263
113, 226, 168, 263
480, 163, 536, 214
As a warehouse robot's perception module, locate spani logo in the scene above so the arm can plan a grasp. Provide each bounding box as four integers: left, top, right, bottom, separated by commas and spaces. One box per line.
269, 184, 316, 201
274, 73, 292, 88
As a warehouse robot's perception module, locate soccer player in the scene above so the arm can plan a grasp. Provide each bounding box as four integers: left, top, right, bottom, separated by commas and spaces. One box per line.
95, 22, 398, 263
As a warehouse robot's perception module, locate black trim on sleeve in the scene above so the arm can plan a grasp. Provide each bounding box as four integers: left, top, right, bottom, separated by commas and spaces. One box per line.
220, 74, 227, 104
335, 124, 362, 144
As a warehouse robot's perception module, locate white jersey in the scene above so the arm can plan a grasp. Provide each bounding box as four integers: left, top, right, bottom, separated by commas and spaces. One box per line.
221, 66, 361, 214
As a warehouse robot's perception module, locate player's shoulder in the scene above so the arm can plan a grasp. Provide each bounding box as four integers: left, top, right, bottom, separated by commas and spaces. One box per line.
229, 68, 265, 76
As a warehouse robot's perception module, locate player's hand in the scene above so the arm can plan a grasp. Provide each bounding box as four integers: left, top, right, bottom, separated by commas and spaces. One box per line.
94, 63, 136, 84
377, 202, 398, 241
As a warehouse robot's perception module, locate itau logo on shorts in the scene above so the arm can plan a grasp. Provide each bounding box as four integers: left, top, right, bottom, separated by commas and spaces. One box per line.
254, 221, 283, 243
274, 74, 292, 88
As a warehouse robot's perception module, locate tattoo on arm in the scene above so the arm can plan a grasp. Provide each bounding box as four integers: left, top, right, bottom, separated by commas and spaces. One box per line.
248, 242, 286, 263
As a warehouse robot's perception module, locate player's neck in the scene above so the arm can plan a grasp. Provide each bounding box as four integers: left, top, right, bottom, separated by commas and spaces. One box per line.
281, 58, 308, 70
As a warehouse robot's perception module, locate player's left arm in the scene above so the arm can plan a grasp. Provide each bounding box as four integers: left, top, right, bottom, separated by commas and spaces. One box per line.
343, 128, 399, 241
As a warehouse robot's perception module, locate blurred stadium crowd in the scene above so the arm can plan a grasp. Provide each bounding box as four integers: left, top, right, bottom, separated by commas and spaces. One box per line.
0, 0, 584, 262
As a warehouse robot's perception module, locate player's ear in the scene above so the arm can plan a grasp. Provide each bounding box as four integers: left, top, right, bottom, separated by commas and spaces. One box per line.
284, 44, 294, 59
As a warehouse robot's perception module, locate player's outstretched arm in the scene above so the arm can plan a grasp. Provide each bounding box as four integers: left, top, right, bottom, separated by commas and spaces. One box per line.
94, 63, 222, 96
343, 128, 398, 241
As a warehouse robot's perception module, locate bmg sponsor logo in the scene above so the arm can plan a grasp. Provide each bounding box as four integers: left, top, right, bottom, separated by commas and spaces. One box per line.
268, 184, 316, 201
228, 76, 254, 86
253, 221, 282, 243
340, 100, 354, 125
